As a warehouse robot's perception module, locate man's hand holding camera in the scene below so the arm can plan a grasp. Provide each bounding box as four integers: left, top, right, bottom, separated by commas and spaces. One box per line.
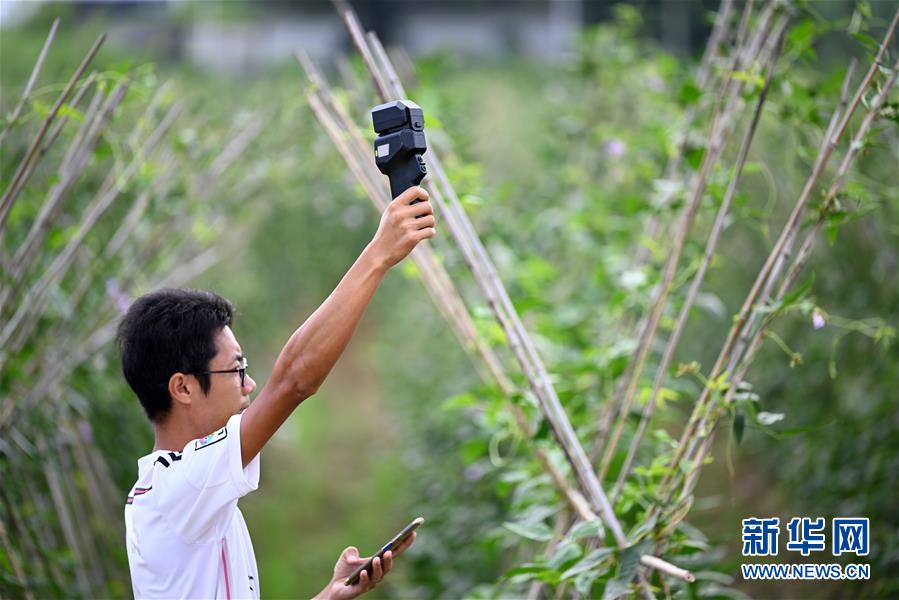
366, 186, 434, 270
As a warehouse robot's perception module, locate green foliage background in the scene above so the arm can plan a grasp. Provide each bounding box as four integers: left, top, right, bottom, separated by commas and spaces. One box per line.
1, 1, 897, 598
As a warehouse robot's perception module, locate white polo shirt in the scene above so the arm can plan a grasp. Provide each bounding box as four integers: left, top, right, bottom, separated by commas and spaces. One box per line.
125, 412, 261, 599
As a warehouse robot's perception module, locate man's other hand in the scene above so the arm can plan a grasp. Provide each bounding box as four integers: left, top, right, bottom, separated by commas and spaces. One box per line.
313, 531, 417, 600
367, 187, 435, 269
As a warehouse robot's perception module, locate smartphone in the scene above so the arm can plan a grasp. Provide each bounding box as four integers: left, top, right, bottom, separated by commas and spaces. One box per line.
345, 517, 424, 586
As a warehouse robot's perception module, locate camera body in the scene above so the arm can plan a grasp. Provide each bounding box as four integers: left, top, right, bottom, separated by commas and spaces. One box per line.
371, 100, 428, 201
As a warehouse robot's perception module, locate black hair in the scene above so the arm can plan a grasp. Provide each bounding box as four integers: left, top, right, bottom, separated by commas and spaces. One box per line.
117, 288, 234, 422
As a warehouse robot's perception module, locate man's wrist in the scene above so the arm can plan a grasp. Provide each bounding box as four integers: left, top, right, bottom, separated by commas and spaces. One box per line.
362, 241, 393, 275
312, 583, 331, 600
312, 578, 342, 600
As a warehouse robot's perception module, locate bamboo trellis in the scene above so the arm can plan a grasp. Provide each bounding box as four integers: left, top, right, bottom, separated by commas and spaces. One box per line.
655, 9, 899, 509
301, 1, 899, 596
296, 3, 718, 593
0, 22, 265, 596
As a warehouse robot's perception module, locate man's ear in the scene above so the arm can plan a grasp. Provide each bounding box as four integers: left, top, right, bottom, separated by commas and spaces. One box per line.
168, 373, 194, 409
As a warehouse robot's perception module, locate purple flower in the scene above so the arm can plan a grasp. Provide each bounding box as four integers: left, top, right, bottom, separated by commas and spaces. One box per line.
812, 309, 826, 330
79, 421, 94, 443
604, 139, 626, 158
463, 463, 488, 482
106, 278, 132, 315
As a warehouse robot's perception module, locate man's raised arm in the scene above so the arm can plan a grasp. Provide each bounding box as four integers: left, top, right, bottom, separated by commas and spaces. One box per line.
240, 187, 434, 467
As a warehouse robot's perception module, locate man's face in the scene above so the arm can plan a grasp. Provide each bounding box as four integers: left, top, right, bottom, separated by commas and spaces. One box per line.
193, 325, 256, 432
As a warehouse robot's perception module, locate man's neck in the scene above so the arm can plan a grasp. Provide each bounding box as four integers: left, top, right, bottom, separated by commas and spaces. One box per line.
153, 415, 198, 453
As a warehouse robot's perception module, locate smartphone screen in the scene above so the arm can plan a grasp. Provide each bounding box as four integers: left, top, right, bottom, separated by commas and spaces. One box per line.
344, 517, 424, 586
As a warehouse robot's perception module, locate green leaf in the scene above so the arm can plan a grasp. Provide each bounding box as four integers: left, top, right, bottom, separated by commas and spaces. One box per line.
731, 70, 764, 88
879, 101, 899, 125
661, 496, 693, 536
460, 439, 485, 464
780, 273, 815, 309
533, 416, 552, 441
574, 571, 596, 596
31, 98, 51, 119
678, 81, 702, 107
826, 222, 839, 245
561, 547, 614, 579
602, 576, 629, 600
627, 511, 658, 543
503, 521, 554, 542
569, 519, 602, 540
535, 569, 562, 585
441, 392, 477, 411
772, 421, 836, 438
57, 102, 84, 123
503, 564, 547, 578
656, 386, 680, 408
548, 540, 583, 570
503, 564, 562, 586
602, 542, 648, 599
851, 32, 879, 52
734, 410, 745, 445
686, 146, 706, 170
788, 19, 815, 47
618, 542, 646, 581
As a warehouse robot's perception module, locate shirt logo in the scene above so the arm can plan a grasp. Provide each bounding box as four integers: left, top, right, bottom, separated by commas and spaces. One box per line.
195, 426, 228, 450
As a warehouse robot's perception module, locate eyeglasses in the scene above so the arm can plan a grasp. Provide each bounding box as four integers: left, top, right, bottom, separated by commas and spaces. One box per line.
191, 357, 248, 388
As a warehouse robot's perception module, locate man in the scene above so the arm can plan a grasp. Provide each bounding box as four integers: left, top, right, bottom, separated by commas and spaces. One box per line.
118, 187, 434, 599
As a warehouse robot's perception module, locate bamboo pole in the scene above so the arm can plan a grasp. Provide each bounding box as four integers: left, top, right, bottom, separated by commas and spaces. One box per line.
104, 152, 177, 258
1, 481, 51, 594
592, 0, 764, 460
42, 447, 92, 598
696, 0, 735, 88
0, 32, 106, 236
596, 2, 785, 484
2, 72, 100, 297
0, 100, 183, 351
657, 8, 899, 506
54, 434, 106, 590
711, 56, 861, 394
1, 76, 125, 314
611, 20, 787, 502
11, 164, 262, 398
1, 114, 263, 431
0, 486, 37, 600
674, 56, 899, 504
629, 0, 742, 269
0, 19, 60, 146
22, 477, 68, 591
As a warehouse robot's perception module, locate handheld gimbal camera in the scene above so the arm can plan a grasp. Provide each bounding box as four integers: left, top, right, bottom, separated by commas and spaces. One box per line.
371, 100, 427, 202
